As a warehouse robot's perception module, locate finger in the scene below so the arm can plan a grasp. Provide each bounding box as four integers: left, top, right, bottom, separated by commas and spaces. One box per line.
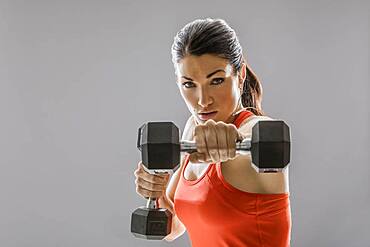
194, 125, 208, 159
136, 162, 169, 178
216, 124, 228, 162
204, 122, 219, 162
137, 171, 169, 184
136, 185, 164, 198
135, 177, 167, 192
133, 161, 142, 176
228, 125, 238, 159
225, 125, 231, 159
157, 195, 174, 214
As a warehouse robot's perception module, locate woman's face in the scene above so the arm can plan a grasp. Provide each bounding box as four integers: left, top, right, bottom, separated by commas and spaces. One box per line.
176, 54, 245, 124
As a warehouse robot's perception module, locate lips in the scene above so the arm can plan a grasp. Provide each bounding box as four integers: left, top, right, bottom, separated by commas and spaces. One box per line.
197, 111, 218, 120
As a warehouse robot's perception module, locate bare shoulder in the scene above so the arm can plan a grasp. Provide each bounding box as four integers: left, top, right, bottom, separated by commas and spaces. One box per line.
238, 115, 273, 135
222, 114, 290, 194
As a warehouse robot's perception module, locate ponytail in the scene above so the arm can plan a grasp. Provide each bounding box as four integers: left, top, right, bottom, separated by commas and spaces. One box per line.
240, 58, 265, 116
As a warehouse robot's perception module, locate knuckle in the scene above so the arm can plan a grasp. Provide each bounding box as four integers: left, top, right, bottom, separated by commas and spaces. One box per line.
215, 121, 225, 128
228, 124, 237, 133
207, 120, 215, 126
229, 123, 237, 130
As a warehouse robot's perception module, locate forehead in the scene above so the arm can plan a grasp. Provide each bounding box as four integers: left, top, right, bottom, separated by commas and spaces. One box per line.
176, 54, 233, 79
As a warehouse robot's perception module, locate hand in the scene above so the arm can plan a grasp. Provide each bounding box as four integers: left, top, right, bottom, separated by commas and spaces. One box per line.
134, 162, 170, 199
189, 119, 243, 163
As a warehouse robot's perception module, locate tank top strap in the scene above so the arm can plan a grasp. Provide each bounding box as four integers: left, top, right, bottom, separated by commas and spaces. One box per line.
181, 153, 191, 175
233, 108, 254, 128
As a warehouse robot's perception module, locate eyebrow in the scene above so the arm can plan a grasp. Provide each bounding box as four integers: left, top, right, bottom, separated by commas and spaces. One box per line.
181, 69, 225, 81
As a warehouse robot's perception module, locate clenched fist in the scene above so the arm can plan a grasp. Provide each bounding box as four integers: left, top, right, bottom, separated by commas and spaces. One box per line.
189, 119, 243, 163
133, 162, 174, 213
134, 162, 170, 199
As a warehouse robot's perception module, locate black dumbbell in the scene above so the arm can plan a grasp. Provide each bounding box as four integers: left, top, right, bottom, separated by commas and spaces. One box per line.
131, 120, 291, 240
138, 120, 291, 173
131, 122, 180, 240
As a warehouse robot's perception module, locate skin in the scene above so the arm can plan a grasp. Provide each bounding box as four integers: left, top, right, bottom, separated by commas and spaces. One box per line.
134, 53, 246, 200
174, 54, 288, 192
134, 53, 289, 241
176, 54, 248, 163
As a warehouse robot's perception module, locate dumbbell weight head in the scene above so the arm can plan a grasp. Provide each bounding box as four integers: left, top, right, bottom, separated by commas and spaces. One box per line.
251, 120, 291, 172
132, 122, 178, 240
137, 122, 181, 173
131, 207, 172, 240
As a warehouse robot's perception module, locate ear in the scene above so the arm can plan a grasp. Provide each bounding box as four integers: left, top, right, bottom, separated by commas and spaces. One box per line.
238, 63, 247, 90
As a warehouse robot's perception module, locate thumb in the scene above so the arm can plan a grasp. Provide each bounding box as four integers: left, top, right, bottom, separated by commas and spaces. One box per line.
137, 161, 143, 169
157, 195, 174, 214
188, 152, 206, 163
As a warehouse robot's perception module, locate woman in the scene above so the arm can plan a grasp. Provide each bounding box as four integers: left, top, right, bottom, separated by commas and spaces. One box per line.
134, 18, 291, 247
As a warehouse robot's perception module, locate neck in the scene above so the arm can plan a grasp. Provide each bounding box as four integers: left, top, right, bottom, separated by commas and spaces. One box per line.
225, 105, 244, 124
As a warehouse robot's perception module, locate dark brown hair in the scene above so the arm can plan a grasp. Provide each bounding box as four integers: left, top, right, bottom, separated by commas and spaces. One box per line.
171, 18, 265, 116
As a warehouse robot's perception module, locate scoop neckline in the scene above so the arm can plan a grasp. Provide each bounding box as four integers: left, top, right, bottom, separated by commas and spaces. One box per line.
181, 155, 214, 185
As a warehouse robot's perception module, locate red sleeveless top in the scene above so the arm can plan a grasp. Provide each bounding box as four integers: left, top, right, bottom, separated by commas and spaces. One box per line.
174, 110, 291, 247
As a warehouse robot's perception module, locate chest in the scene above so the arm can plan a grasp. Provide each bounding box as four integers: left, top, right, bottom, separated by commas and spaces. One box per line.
183, 162, 210, 181
183, 156, 288, 194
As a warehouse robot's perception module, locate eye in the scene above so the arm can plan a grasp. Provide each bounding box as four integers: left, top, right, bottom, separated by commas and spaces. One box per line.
212, 78, 225, 85
182, 81, 195, 88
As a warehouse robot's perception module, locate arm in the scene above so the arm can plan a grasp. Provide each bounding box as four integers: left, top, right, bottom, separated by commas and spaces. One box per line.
231, 115, 289, 193
162, 162, 186, 241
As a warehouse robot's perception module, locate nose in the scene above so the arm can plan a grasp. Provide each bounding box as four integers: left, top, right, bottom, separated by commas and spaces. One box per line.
197, 87, 213, 108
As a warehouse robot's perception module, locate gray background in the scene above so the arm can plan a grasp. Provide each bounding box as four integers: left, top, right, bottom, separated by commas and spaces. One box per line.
0, 0, 369, 246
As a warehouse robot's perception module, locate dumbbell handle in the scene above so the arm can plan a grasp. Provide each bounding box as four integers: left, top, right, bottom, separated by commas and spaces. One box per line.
180, 139, 251, 153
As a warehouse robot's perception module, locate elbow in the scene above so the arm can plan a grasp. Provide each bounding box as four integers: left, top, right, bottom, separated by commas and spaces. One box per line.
164, 228, 186, 242
164, 215, 186, 242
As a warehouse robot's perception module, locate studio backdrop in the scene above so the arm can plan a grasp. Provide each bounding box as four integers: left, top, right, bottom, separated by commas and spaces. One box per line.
0, 0, 369, 246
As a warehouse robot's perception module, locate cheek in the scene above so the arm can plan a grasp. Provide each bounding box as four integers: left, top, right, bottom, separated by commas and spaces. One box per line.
216, 81, 239, 101
228, 79, 241, 101
180, 89, 197, 106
